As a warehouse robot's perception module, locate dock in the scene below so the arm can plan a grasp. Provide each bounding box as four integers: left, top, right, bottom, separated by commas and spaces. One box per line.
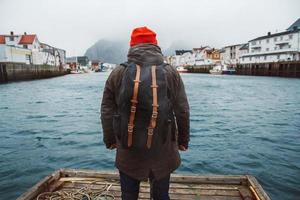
236, 61, 300, 77
17, 168, 271, 200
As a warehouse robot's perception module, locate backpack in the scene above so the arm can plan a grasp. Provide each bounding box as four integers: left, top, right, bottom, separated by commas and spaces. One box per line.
114, 62, 175, 150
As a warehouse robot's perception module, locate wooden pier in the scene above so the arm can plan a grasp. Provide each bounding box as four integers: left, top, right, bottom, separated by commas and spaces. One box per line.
17, 168, 271, 200
236, 61, 300, 78
186, 65, 214, 73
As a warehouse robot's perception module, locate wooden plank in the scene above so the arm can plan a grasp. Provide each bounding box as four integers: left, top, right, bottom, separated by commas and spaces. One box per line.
16, 169, 62, 200
170, 174, 247, 185
56, 188, 242, 200
16, 169, 269, 200
247, 176, 271, 200
62, 168, 119, 179
59, 179, 244, 190
61, 169, 247, 185
61, 182, 240, 196
239, 188, 255, 200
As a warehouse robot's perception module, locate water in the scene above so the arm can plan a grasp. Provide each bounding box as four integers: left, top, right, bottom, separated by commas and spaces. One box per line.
0, 73, 299, 200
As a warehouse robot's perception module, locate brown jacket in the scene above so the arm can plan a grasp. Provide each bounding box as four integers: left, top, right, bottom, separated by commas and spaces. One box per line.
101, 44, 189, 180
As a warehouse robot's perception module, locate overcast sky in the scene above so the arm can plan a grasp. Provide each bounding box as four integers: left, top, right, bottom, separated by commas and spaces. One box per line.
0, 0, 299, 56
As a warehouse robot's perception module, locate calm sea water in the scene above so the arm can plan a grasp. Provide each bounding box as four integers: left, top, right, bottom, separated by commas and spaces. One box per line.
0, 73, 299, 200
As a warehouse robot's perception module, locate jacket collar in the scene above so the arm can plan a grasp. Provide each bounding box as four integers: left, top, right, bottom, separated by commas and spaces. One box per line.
127, 44, 164, 66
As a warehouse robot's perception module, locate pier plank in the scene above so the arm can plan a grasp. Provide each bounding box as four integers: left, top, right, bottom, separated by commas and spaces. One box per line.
17, 168, 270, 200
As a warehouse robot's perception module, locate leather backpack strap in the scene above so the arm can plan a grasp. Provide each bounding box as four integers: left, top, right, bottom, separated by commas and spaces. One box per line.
127, 64, 141, 147
146, 65, 159, 149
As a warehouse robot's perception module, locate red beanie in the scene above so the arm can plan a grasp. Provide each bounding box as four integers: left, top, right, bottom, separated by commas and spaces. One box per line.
130, 26, 158, 47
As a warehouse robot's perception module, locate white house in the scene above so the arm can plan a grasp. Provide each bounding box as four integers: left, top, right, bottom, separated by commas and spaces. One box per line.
220, 44, 246, 66
240, 18, 300, 64
169, 47, 219, 67
0, 45, 32, 64
0, 32, 66, 66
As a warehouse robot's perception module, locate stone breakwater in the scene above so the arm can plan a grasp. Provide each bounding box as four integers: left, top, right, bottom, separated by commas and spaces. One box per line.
0, 63, 69, 83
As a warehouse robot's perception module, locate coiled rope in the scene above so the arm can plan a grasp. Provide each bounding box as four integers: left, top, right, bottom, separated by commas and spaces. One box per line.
36, 182, 115, 200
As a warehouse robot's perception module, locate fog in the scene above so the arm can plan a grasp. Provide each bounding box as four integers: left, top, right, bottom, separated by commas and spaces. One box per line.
0, 0, 299, 56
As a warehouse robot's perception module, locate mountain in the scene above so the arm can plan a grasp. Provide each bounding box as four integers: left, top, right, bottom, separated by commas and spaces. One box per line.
84, 39, 128, 64
84, 39, 192, 64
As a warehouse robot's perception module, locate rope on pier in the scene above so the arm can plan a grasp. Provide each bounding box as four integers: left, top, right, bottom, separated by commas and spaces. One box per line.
36, 182, 115, 200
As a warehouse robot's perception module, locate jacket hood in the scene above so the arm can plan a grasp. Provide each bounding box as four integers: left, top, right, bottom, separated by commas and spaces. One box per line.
127, 44, 164, 66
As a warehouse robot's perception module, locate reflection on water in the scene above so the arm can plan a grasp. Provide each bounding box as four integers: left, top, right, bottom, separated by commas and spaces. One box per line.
0, 73, 300, 199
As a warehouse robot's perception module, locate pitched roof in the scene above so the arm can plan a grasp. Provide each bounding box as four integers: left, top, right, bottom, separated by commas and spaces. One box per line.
19, 34, 36, 44
193, 46, 209, 51
287, 18, 300, 31
223, 43, 244, 48
239, 43, 249, 50
0, 35, 5, 44
249, 29, 299, 42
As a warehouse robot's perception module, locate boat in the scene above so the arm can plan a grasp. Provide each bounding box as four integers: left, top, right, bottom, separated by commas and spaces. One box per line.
176, 66, 188, 73
209, 65, 236, 75
209, 65, 223, 75
70, 70, 84, 74
17, 168, 271, 200
222, 65, 236, 75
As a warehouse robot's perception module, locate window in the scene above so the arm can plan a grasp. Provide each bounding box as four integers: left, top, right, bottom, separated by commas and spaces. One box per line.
274, 47, 277, 50
266, 39, 269, 43
9, 36, 14, 41
264, 56, 267, 60
250, 57, 252, 61
274, 37, 277, 42
289, 34, 293, 39
258, 40, 261, 44
280, 36, 283, 40
23, 45, 28, 49
288, 45, 291, 48
252, 41, 256, 45
277, 55, 280, 59
25, 55, 31, 64
266, 48, 269, 51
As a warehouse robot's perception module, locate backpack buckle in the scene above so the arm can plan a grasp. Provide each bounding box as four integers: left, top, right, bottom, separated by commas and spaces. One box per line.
128, 125, 134, 133
147, 128, 154, 135
130, 106, 136, 113
152, 112, 158, 119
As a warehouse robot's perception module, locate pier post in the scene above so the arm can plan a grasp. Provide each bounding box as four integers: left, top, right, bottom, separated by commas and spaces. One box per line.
0, 64, 8, 83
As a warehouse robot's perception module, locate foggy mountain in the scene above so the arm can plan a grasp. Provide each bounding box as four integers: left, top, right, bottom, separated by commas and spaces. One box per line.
84, 39, 128, 64
84, 39, 192, 64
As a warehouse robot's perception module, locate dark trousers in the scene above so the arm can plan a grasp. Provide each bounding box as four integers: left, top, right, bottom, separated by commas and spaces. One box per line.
119, 171, 170, 200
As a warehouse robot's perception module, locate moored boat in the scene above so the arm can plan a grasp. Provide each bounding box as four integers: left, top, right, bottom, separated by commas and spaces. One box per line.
210, 65, 236, 75
209, 65, 223, 75
176, 66, 188, 73
17, 168, 271, 200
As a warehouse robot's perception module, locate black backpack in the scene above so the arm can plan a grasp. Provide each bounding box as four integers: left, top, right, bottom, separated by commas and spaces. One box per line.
113, 62, 175, 150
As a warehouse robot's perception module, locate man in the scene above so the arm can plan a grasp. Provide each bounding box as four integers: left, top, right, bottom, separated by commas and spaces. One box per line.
101, 26, 189, 200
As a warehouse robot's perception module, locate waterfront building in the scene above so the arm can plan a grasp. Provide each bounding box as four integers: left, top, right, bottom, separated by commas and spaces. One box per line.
193, 47, 220, 61
0, 32, 66, 66
169, 47, 220, 67
91, 59, 103, 71
240, 18, 300, 64
66, 57, 78, 71
220, 44, 246, 67
66, 56, 89, 71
